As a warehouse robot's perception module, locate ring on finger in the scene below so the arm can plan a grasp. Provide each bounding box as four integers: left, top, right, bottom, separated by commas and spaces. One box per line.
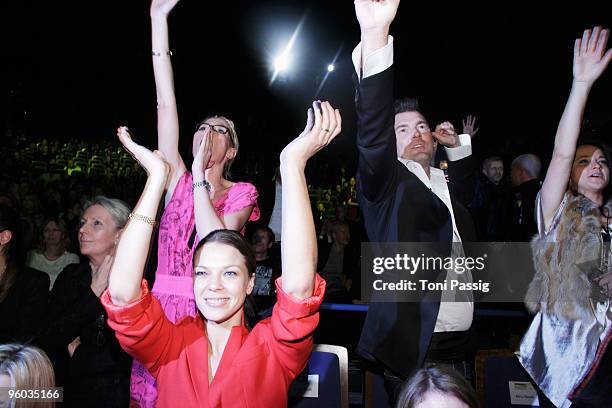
323, 128, 331, 132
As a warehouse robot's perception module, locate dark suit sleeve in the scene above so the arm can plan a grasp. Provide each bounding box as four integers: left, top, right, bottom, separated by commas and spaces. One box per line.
354, 67, 398, 203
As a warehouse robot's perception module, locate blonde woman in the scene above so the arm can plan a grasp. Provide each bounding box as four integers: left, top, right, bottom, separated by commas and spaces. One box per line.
0, 343, 55, 408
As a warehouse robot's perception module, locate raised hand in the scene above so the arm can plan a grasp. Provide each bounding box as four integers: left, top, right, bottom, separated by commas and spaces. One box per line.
191, 128, 213, 179
354, 0, 400, 33
573, 27, 612, 86
432, 121, 459, 148
150, 0, 181, 18
117, 126, 169, 184
462, 114, 479, 138
280, 101, 342, 168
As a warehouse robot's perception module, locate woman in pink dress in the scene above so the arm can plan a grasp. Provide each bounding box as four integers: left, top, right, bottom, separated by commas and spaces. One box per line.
130, 0, 259, 405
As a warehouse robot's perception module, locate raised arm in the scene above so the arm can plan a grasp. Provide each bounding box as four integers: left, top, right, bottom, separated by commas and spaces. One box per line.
355, 0, 399, 64
108, 127, 170, 305
150, 0, 186, 201
353, 0, 401, 202
540, 27, 611, 230
280, 101, 342, 299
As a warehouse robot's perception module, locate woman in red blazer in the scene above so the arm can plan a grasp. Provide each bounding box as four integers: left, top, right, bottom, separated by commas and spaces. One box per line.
101, 101, 341, 407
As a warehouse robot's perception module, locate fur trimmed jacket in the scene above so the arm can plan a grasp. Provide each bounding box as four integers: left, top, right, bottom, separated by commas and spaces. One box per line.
526, 192, 612, 321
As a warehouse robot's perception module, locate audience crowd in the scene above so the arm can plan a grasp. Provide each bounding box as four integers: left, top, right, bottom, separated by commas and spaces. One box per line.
1, 1, 611, 407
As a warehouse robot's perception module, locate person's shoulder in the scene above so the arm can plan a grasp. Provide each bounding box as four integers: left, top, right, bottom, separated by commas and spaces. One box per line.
53, 262, 86, 284
63, 252, 81, 263
22, 267, 50, 289
231, 181, 258, 193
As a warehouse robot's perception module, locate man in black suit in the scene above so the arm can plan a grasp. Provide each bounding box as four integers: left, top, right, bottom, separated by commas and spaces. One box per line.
353, 0, 477, 402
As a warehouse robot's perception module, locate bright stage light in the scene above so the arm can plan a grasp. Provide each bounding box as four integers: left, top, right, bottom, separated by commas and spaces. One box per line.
327, 64, 335, 72
269, 17, 306, 85
274, 53, 291, 73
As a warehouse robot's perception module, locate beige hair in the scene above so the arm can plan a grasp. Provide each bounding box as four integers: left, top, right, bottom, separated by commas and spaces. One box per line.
0, 344, 55, 408
83, 196, 130, 229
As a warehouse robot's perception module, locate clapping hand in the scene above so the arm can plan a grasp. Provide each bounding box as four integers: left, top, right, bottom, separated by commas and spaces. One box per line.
117, 127, 170, 186
280, 101, 342, 168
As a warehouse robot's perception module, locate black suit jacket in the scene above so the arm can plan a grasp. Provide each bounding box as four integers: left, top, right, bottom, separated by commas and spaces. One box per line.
355, 66, 475, 378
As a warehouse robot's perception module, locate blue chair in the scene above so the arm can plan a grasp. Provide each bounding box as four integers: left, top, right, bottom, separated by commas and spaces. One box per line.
484, 356, 541, 407
289, 344, 349, 408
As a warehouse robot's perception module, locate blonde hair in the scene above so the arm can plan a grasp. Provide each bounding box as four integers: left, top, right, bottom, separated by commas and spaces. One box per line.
0, 344, 55, 408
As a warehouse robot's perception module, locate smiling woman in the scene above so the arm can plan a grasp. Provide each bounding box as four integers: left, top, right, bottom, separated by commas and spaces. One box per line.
103, 99, 340, 407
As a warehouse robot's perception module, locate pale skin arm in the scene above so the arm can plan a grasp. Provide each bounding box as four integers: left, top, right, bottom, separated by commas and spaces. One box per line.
280, 101, 342, 299
540, 27, 611, 230
191, 130, 254, 237
108, 127, 170, 305
150, 0, 186, 203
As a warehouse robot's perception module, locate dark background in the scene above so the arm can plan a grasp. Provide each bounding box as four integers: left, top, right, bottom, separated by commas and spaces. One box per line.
2, 0, 611, 175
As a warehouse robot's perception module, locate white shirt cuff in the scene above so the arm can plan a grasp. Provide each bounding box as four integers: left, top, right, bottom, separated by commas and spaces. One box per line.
352, 36, 394, 80
444, 134, 472, 161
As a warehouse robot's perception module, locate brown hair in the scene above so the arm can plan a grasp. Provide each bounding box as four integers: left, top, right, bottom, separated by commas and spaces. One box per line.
0, 343, 56, 408
193, 229, 255, 277
396, 366, 479, 408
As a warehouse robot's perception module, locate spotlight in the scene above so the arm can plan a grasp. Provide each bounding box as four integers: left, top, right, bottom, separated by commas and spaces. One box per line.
274, 53, 291, 73
327, 64, 335, 72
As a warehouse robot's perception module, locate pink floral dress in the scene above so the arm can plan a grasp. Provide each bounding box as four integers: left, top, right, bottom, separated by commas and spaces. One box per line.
130, 171, 260, 407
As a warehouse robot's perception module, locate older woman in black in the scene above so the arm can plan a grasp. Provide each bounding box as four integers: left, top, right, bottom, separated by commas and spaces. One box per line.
40, 197, 132, 407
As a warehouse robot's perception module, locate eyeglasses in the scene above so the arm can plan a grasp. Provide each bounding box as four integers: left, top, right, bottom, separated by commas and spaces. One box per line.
198, 123, 230, 135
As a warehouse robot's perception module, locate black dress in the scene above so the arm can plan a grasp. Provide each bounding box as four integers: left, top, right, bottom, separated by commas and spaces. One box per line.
40, 262, 132, 408
0, 266, 49, 344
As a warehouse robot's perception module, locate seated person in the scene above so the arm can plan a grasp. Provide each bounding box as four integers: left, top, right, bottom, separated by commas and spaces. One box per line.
0, 204, 49, 345
26, 217, 80, 289
249, 224, 281, 313
396, 365, 478, 408
103, 101, 341, 407
317, 220, 359, 303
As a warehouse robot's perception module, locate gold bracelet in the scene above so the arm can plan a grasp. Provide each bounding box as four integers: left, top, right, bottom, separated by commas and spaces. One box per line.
129, 212, 157, 227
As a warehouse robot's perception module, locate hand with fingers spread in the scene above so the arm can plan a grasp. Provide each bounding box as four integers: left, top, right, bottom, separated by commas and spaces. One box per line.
191, 128, 213, 180
432, 121, 459, 148
462, 114, 479, 138
573, 26, 612, 86
116, 126, 170, 187
150, 0, 181, 18
280, 101, 342, 169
